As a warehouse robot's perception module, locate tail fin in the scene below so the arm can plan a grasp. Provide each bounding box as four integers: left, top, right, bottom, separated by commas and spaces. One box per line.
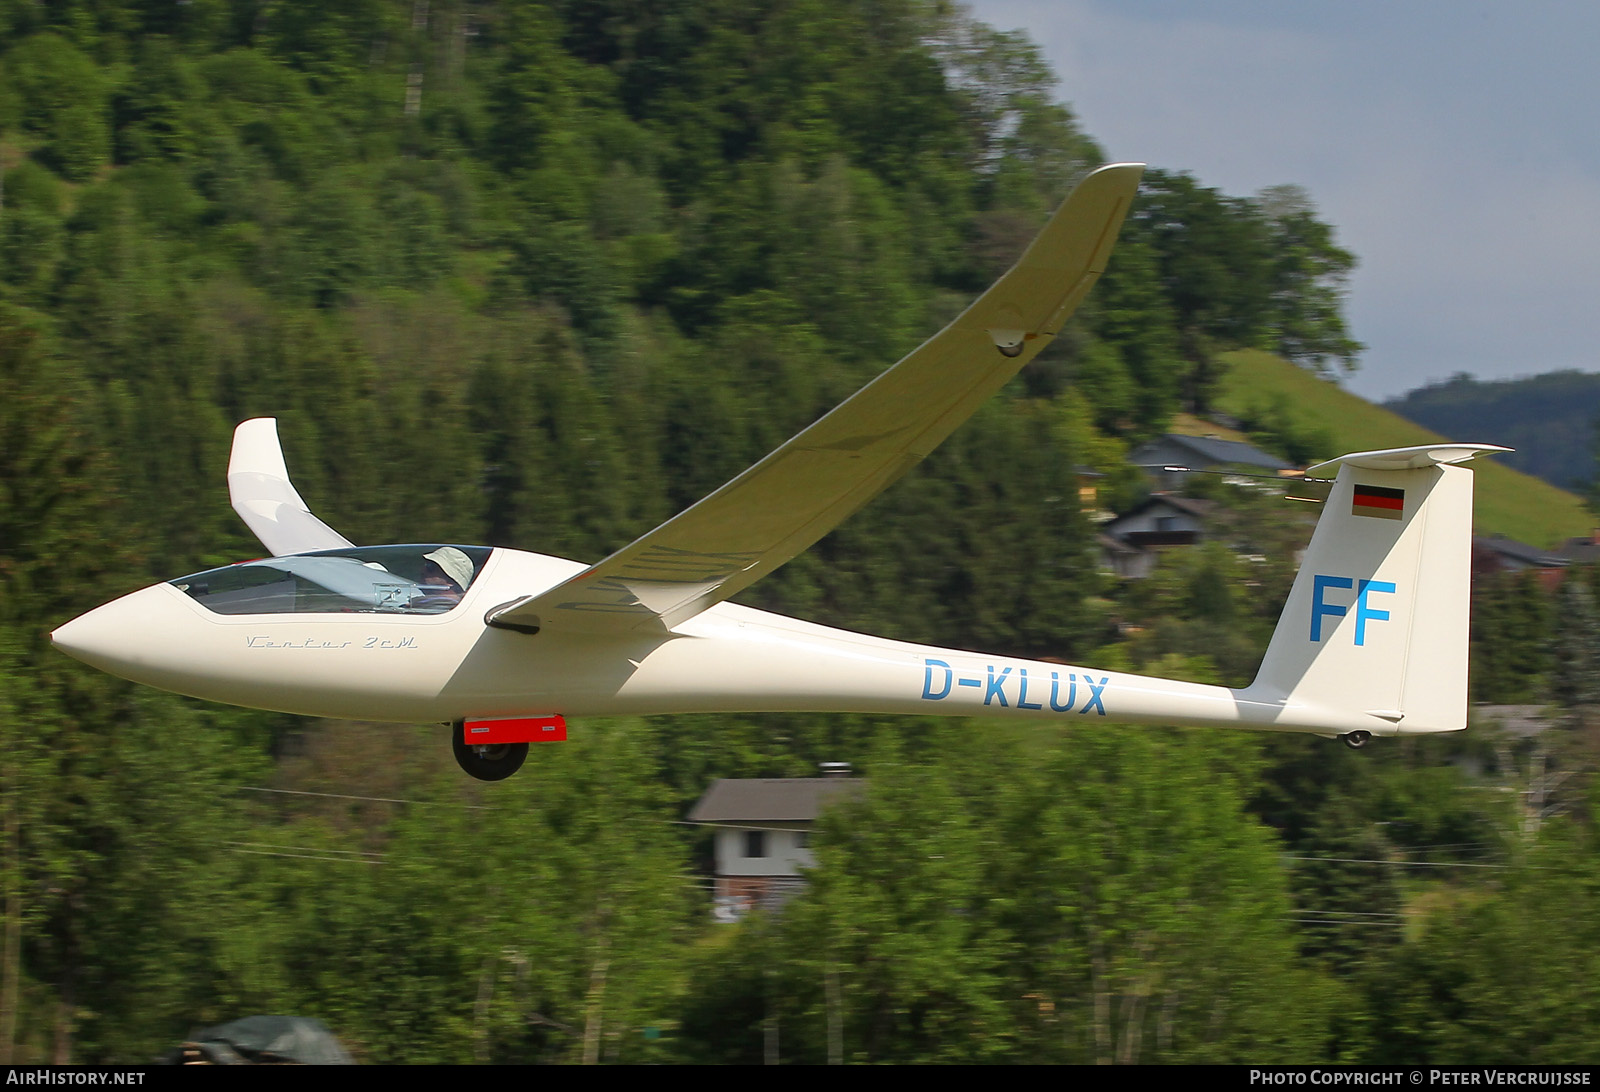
1245, 444, 1507, 735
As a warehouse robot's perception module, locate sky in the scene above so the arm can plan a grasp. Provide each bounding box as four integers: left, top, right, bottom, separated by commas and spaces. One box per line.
966, 0, 1600, 401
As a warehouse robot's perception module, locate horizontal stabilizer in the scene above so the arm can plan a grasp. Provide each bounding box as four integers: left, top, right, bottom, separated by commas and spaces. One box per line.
1305, 443, 1510, 479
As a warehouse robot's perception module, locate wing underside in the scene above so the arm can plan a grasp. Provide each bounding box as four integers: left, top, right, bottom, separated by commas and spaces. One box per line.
487, 162, 1145, 637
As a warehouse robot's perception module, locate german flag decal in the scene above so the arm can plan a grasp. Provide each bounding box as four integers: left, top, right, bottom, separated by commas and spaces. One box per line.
1352, 484, 1404, 520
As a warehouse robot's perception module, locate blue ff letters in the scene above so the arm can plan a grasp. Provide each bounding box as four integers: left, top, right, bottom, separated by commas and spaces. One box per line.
1354, 579, 1396, 645
1310, 575, 1396, 646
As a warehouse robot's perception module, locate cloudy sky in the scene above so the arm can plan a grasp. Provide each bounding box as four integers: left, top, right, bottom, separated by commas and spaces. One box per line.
966, 0, 1600, 401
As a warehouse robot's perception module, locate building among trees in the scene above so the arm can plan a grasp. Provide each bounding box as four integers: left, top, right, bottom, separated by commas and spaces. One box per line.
1128, 433, 1296, 491
688, 770, 865, 922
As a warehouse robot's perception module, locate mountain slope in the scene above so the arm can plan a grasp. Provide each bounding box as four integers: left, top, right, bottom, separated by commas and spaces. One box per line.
1384, 371, 1600, 491
1213, 350, 1592, 548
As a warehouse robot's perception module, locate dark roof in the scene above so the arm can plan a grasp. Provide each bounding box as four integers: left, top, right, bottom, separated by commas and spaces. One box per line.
1146, 494, 1214, 518
1104, 493, 1216, 526
1130, 434, 1294, 472
688, 778, 866, 823
1556, 535, 1600, 563
177, 1016, 354, 1065
1474, 535, 1568, 568
1097, 531, 1143, 556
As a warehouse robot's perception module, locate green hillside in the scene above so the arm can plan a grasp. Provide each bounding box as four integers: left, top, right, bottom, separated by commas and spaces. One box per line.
1215, 349, 1592, 547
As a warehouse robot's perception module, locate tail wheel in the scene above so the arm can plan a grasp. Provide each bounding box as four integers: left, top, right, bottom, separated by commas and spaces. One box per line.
452, 728, 528, 781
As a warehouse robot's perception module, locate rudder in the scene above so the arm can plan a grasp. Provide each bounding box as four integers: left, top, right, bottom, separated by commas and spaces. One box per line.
1244, 444, 1506, 735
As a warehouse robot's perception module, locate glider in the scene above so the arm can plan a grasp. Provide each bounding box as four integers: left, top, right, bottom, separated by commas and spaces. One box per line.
50, 164, 1505, 779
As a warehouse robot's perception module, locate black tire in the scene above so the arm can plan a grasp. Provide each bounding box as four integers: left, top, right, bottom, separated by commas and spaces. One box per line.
452, 728, 528, 781
1339, 730, 1372, 750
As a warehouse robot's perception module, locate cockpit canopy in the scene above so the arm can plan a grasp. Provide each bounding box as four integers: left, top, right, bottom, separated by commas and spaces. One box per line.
172, 545, 491, 616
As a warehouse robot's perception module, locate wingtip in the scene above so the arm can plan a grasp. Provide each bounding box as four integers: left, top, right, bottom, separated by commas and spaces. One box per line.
228, 418, 289, 480
1090, 161, 1147, 183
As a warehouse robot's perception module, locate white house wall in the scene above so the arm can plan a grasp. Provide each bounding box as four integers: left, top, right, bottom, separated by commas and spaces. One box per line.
714, 826, 816, 877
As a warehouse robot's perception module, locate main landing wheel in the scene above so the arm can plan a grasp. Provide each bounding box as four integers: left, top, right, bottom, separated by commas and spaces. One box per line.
1338, 730, 1373, 750
452, 728, 528, 782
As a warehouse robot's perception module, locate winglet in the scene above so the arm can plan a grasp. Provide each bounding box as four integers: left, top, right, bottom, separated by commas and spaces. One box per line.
228, 418, 354, 557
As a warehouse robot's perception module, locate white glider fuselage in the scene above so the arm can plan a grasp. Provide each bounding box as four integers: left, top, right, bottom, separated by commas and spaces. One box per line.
51, 537, 1423, 739
48, 164, 1503, 779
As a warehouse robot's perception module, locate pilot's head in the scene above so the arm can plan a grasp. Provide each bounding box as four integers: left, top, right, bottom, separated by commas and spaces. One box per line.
422, 547, 474, 594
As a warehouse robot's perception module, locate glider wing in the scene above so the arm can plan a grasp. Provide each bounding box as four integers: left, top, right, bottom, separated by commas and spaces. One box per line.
489, 163, 1145, 635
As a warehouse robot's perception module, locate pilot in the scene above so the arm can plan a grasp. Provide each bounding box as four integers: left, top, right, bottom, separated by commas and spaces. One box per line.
415, 546, 475, 604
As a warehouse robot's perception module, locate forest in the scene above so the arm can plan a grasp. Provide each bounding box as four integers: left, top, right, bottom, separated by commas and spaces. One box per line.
1, 0, 1597, 1064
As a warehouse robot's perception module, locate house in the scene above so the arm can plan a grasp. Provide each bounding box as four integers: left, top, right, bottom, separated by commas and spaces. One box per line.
1097, 495, 1216, 577
1473, 534, 1568, 590
687, 770, 866, 922
1128, 434, 1295, 491
1102, 494, 1215, 548
1096, 530, 1148, 579
1075, 466, 1107, 519
1554, 532, 1600, 566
